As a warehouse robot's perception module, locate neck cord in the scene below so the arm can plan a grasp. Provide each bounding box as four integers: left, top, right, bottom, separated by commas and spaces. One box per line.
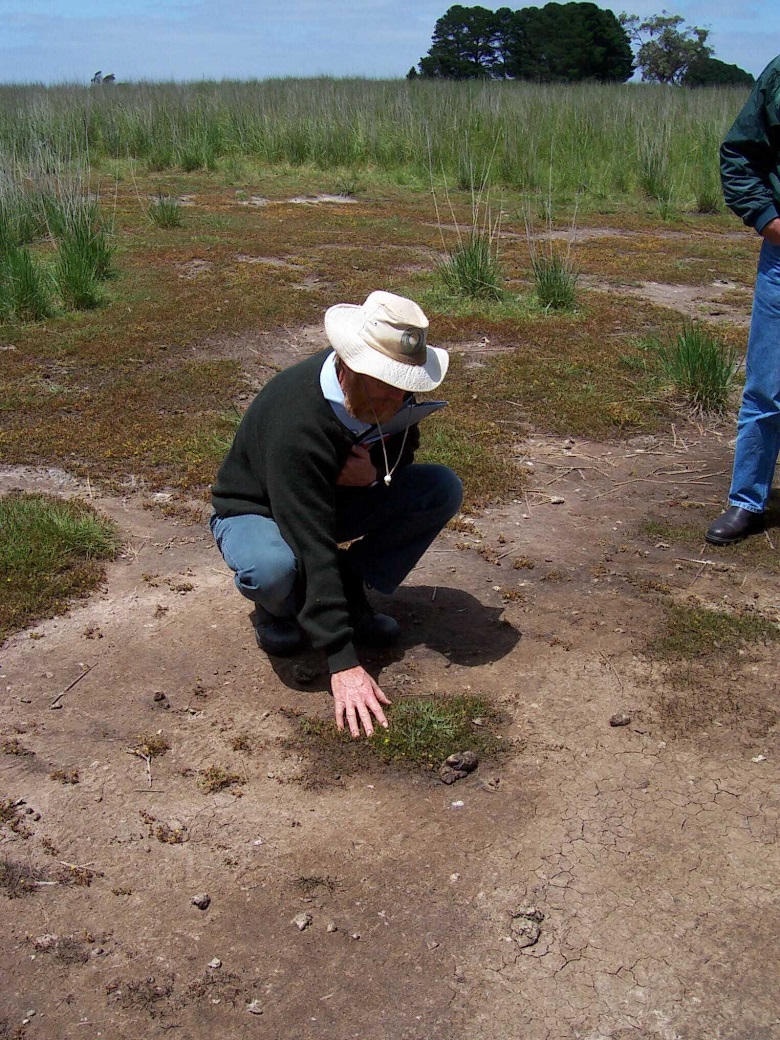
365, 391, 413, 487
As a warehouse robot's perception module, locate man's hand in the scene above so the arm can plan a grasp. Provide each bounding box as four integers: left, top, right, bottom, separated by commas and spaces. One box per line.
760, 218, 780, 246
331, 665, 391, 738
336, 445, 377, 487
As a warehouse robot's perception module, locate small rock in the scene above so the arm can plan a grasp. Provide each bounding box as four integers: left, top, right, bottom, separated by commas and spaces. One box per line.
426, 940, 439, 950
292, 664, 315, 684
192, 893, 211, 910
446, 750, 478, 772
440, 750, 478, 785
25, 1010, 36, 1019
246, 1000, 264, 1016
511, 906, 544, 948
208, 958, 221, 969
326, 921, 338, 933
292, 912, 313, 931
609, 712, 631, 727
350, 932, 361, 941
153, 692, 167, 702
549, 495, 565, 505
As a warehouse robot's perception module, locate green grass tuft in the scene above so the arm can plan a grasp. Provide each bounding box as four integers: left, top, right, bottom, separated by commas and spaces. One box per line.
654, 322, 741, 414
531, 252, 579, 311
0, 492, 120, 642
368, 695, 499, 764
149, 195, 183, 229
437, 231, 504, 302
0, 245, 52, 321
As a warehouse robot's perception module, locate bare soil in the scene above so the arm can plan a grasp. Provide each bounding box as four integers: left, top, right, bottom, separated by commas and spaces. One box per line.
3, 317, 780, 1039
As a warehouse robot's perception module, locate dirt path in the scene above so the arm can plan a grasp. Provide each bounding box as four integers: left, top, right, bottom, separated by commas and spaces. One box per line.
2, 413, 779, 1039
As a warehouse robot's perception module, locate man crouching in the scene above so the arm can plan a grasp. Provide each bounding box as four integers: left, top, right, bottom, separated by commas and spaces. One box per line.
210, 291, 462, 738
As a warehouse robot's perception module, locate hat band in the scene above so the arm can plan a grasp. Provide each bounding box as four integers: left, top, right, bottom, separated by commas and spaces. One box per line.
364, 325, 427, 367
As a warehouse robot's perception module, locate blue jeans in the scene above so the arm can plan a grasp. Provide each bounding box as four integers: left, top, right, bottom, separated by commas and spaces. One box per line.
729, 240, 780, 513
210, 463, 463, 616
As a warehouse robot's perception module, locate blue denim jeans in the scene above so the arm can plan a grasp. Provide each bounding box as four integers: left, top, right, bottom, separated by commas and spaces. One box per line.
729, 240, 780, 513
209, 463, 463, 616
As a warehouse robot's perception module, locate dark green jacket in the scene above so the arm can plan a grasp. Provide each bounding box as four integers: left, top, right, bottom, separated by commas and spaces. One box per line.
721, 54, 780, 232
211, 349, 418, 673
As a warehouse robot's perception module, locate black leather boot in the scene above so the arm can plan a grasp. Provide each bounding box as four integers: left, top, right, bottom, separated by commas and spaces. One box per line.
254, 607, 303, 656
705, 506, 764, 546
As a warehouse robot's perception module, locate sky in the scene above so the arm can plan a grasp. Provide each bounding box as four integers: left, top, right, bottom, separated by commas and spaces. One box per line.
0, 0, 777, 85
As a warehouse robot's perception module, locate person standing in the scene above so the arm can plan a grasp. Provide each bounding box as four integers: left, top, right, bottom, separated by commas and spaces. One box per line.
706, 55, 780, 545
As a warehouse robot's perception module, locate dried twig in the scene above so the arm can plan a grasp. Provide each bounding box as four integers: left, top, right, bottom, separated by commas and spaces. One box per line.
50, 664, 95, 709
125, 748, 153, 787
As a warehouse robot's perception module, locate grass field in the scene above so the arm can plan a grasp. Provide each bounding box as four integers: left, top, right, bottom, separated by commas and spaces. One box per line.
0, 77, 755, 631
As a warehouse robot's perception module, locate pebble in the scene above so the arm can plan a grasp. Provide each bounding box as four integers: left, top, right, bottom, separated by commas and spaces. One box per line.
292, 912, 313, 931
609, 712, 632, 727
191, 893, 211, 910
208, 958, 221, 969
511, 906, 544, 948
549, 495, 565, 505
326, 922, 338, 933
246, 1000, 264, 1016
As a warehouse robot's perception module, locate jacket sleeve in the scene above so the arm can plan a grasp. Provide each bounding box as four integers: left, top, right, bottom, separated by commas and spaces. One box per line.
721, 67, 780, 232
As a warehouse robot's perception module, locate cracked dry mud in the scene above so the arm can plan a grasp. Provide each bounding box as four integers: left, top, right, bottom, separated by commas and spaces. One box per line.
2, 385, 780, 1036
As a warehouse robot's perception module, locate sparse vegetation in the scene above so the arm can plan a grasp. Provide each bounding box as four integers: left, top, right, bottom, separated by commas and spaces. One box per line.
302, 694, 500, 766
652, 600, 779, 662
199, 764, 242, 793
0, 492, 120, 644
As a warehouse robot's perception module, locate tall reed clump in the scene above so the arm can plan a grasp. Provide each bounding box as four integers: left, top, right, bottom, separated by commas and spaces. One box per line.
48, 190, 115, 310
0, 246, 52, 322
654, 323, 741, 414
0, 174, 52, 321
525, 195, 579, 312
149, 194, 183, 228
434, 163, 505, 302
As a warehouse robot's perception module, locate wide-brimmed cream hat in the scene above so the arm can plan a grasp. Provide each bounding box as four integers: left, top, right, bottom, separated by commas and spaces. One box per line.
324, 291, 449, 393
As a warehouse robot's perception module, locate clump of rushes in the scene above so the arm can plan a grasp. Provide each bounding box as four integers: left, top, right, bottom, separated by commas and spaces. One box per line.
438, 230, 504, 301
0, 491, 120, 643
49, 193, 115, 310
0, 245, 52, 321
654, 322, 741, 414
530, 251, 578, 311
149, 194, 183, 229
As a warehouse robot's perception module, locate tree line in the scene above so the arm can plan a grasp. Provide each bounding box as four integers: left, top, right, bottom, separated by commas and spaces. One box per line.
409, 4, 754, 86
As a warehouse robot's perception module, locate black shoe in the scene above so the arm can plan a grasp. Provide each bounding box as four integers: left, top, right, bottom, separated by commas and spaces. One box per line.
254, 608, 303, 656
353, 610, 401, 647
705, 506, 764, 546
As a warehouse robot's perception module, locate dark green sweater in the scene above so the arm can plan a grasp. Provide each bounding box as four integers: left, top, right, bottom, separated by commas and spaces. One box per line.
211, 349, 418, 673
721, 54, 780, 232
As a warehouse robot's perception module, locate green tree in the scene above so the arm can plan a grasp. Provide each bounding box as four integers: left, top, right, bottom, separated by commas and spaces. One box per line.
620, 11, 712, 84
418, 4, 507, 79
416, 3, 633, 83
682, 56, 754, 88
512, 3, 633, 82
